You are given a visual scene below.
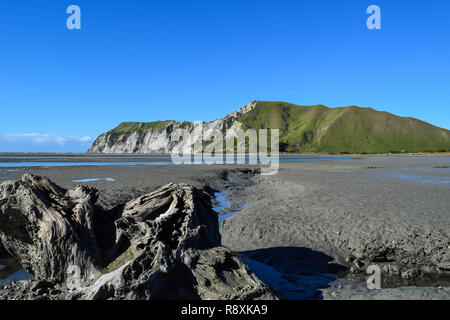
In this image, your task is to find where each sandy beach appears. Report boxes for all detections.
[0,155,449,299]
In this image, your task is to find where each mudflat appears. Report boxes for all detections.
[222,156,450,298]
[0,155,449,299]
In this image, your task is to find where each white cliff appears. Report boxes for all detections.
[88,102,257,154]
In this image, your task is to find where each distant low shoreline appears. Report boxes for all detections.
[0,152,449,157]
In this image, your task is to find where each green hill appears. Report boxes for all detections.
[90,101,450,154]
[237,101,450,153]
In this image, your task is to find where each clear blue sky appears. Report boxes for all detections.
[0,0,449,152]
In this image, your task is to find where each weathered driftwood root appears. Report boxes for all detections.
[0,174,277,300]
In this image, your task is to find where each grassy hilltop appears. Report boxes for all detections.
[107,121,172,134]
[237,101,450,153]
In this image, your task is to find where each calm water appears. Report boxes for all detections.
[0,161,174,168]
[0,155,344,159]
[377,168,450,185]
[0,155,351,168]
[213,191,249,228]
[238,256,338,300]
[0,264,34,286]
[393,173,450,184]
[0,155,171,159]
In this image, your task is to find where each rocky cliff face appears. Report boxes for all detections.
[88,102,257,154]
[0,174,277,300]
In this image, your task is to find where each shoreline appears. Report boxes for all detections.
[1,156,449,299]
[0,151,449,157]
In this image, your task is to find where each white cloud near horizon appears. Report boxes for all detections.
[0,133,94,152]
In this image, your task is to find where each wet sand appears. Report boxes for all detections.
[221,156,450,299]
[1,155,449,299]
